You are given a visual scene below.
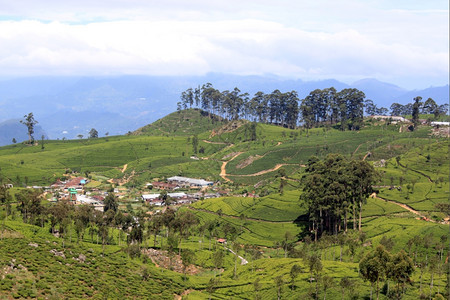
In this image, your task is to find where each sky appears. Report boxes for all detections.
[0,0,448,89]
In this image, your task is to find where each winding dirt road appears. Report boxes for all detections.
[220,152,243,181]
[231,163,304,177]
[372,193,436,223]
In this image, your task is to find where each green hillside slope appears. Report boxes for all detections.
[0,111,449,299]
[132,108,227,136]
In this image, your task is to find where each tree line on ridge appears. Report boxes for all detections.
[178,84,449,131]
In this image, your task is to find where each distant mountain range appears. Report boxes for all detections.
[0,119,47,146]
[0,74,448,146]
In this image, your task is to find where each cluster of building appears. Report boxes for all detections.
[370,115,450,127]
[141,191,221,206]
[369,115,408,123]
[142,176,220,206]
[148,176,214,191]
[49,177,105,210]
[166,176,214,188]
[51,176,88,193]
[46,175,218,208]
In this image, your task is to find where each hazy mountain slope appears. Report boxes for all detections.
[0,119,47,146]
[351,78,407,107]
[0,75,448,139]
[394,84,450,105]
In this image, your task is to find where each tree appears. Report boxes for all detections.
[74,205,93,243]
[166,233,179,267]
[282,231,294,258]
[149,213,163,247]
[347,159,378,231]
[0,185,12,238]
[359,245,391,300]
[412,96,422,129]
[300,154,378,238]
[274,275,284,300]
[180,248,194,281]
[249,122,257,141]
[12,138,16,144]
[172,210,198,253]
[421,98,438,116]
[77,134,83,139]
[89,128,98,139]
[365,99,377,116]
[340,277,354,300]
[49,200,70,236]
[437,104,449,117]
[212,249,224,275]
[16,189,44,225]
[337,232,347,262]
[322,275,334,300]
[305,253,322,297]
[232,241,241,279]
[128,220,143,245]
[390,103,404,116]
[253,278,262,300]
[20,112,38,143]
[290,264,302,290]
[103,192,118,213]
[344,88,365,130]
[387,250,414,298]
[206,277,220,300]
[192,135,198,154]
[379,235,395,251]
[428,255,440,298]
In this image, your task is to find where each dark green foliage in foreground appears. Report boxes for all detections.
[0,222,185,299]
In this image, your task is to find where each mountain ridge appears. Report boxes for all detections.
[0,74,447,142]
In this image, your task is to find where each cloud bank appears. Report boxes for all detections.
[0,0,448,89]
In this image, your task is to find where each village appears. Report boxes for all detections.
[25,174,239,213]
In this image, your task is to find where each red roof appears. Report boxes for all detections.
[64,177,85,187]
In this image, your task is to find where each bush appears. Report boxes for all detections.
[126,244,141,259]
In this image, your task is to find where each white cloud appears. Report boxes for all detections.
[0,0,448,88]
[0,19,447,83]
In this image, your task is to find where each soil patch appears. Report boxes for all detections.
[142,248,202,275]
[236,155,262,169]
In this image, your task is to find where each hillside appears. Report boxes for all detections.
[132,109,227,136]
[0,110,449,299]
[0,119,47,147]
[0,111,444,189]
[1,75,448,139]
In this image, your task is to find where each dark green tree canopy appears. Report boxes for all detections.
[89,128,99,138]
[300,154,378,239]
[103,192,118,213]
[20,112,38,143]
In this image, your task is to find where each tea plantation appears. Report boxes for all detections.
[0,109,448,299]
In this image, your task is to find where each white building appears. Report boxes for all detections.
[370,115,408,123]
[431,121,450,126]
[76,195,104,211]
[167,176,213,187]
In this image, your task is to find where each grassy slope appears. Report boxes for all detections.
[0,112,439,188]
[132,108,227,136]
[0,112,448,299]
[0,221,187,299]
[0,135,226,185]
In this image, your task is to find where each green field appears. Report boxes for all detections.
[0,110,448,299]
